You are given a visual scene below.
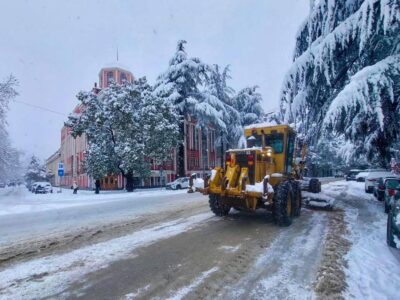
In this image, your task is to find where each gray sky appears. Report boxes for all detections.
[0,0,309,161]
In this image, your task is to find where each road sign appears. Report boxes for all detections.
[58,162,64,177]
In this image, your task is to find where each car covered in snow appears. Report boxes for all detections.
[387,191,400,249]
[34,182,53,194]
[355,171,369,182]
[30,182,40,192]
[0,181,6,188]
[165,177,190,190]
[383,178,400,213]
[366,170,393,193]
[345,169,362,181]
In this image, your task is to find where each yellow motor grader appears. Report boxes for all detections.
[191,124,321,226]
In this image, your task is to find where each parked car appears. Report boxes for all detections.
[166,177,190,190]
[375,177,397,201]
[356,171,369,182]
[387,191,400,248]
[346,169,362,181]
[384,179,400,213]
[365,171,393,193]
[34,182,53,194]
[30,182,40,192]
[0,182,6,188]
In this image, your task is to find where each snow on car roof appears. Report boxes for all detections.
[356,171,369,177]
[366,171,395,178]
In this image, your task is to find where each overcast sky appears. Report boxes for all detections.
[0,0,309,161]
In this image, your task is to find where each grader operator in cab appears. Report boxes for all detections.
[191,124,321,226]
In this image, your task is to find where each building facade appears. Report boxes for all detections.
[51,64,220,190]
[45,149,61,186]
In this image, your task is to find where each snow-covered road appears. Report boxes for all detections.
[0,187,199,246]
[0,181,399,299]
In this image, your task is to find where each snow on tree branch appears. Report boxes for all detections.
[324,54,400,130]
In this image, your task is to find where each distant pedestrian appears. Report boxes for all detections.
[95,179,100,194]
[73,181,78,194]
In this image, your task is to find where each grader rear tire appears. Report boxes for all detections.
[209,194,231,216]
[273,181,294,226]
[309,178,320,193]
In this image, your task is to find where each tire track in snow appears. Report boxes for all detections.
[225,212,328,300]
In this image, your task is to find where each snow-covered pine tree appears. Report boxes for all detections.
[24,155,47,184]
[205,64,242,157]
[154,41,266,171]
[68,78,179,192]
[280,0,400,166]
[153,40,207,176]
[233,86,264,127]
[153,40,209,115]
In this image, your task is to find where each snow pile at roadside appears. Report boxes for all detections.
[303,183,336,208]
[0,213,213,300]
[303,191,335,208]
[342,182,400,299]
[193,178,204,189]
[322,180,348,197]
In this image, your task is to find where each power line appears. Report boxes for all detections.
[12,99,68,117]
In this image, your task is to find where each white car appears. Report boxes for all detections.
[355,171,369,182]
[365,171,393,193]
[166,177,190,190]
[30,182,40,192]
[34,182,53,194]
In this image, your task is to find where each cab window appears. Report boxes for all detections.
[247,135,263,147]
[265,133,284,153]
[285,134,295,173]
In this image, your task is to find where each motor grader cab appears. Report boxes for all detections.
[192,124,321,226]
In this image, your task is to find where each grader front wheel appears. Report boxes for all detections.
[273,181,294,226]
[209,194,231,216]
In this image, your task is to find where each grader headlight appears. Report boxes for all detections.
[266,149,273,157]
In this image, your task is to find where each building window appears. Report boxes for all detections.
[107,71,114,85]
[194,127,199,150]
[120,72,127,83]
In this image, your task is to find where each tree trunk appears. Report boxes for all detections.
[176,119,186,177]
[220,132,225,168]
[125,172,134,192]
